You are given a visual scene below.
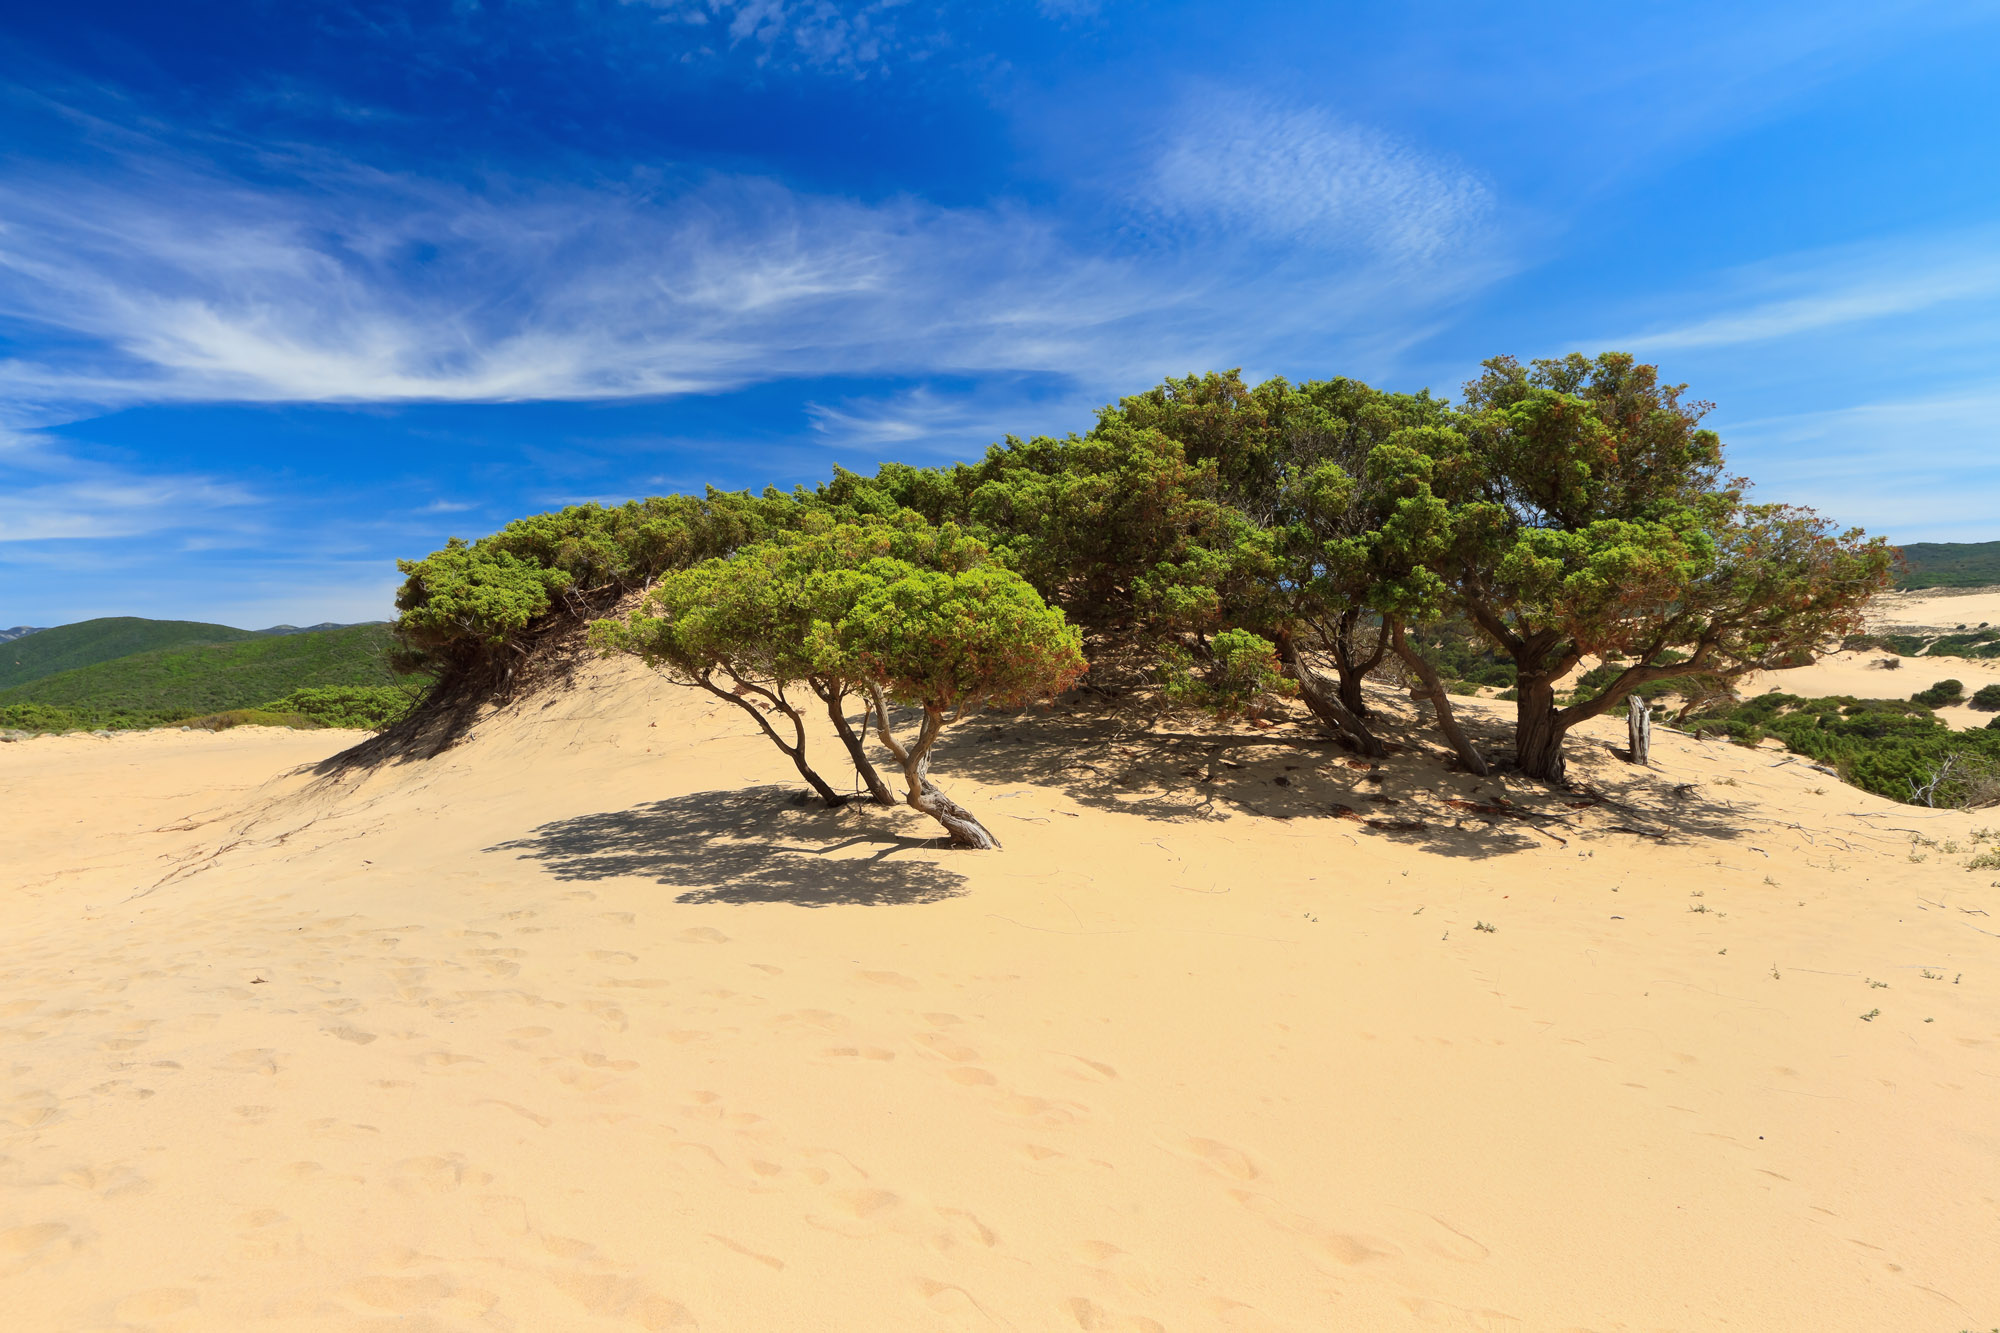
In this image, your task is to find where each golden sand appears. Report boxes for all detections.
[2,659,1996,1330]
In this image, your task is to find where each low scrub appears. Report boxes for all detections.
[1686,691,2000,807]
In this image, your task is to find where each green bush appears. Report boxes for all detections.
[1970,683,2000,711]
[1912,679,1966,707]
[183,709,321,731]
[261,686,419,729]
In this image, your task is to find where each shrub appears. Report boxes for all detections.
[1970,683,2000,711]
[1912,679,1965,708]
[393,539,572,669]
[1160,629,1295,720]
[262,686,419,729]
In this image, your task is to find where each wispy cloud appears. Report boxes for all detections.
[0,126,1507,419]
[625,0,937,72]
[1610,230,2000,352]
[1147,93,1491,259]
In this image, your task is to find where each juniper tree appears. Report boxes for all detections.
[1449,353,1891,780]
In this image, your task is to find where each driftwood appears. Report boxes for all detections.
[1627,694,1652,766]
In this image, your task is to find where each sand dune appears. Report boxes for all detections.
[3,660,1998,1331]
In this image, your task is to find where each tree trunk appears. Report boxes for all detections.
[1328,611,1387,718]
[814,678,896,805]
[1626,693,1652,765]
[699,674,848,808]
[867,686,1002,849]
[1389,621,1488,775]
[1276,631,1385,758]
[1513,678,1568,782]
[911,780,1002,850]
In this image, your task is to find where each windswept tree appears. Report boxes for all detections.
[591,514,988,808]
[1448,353,1891,779]
[816,559,1085,848]
[591,551,857,807]
[394,538,573,678]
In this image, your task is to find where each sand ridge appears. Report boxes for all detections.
[2,660,1997,1330]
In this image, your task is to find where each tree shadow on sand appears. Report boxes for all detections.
[485,785,967,907]
[933,696,1758,860]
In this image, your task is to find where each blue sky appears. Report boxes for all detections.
[3,1,1998,627]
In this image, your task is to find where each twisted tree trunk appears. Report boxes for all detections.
[698,671,847,807]
[867,684,1001,849]
[812,677,896,805]
[1389,620,1488,776]
[1512,676,1567,782]
[1627,692,1652,766]
[1275,630,1385,757]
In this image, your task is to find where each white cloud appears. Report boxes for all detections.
[0,141,1506,420]
[1148,94,1491,259]
[624,0,922,71]
[1610,231,2000,353]
[1720,386,2000,541]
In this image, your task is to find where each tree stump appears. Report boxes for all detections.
[1627,693,1652,766]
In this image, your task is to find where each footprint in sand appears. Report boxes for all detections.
[348,1273,456,1312]
[112,1288,198,1321]
[858,970,918,989]
[1073,1239,1157,1295]
[323,1024,378,1044]
[1182,1137,1260,1181]
[913,1031,980,1062]
[677,927,730,944]
[1,1221,81,1273]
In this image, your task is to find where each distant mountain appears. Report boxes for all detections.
[1896,541,2000,590]
[0,623,404,717]
[0,616,388,692]
[0,626,45,644]
[254,622,372,636]
[0,617,262,692]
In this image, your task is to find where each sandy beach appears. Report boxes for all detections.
[3,660,1997,1331]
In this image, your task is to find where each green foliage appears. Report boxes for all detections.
[262,685,419,729]
[828,561,1086,712]
[1913,679,1966,708]
[0,617,263,692]
[1159,629,1296,719]
[1895,540,2000,589]
[0,625,406,718]
[393,539,573,667]
[1686,690,2000,804]
[395,491,811,671]
[1973,684,2000,711]
[182,708,322,732]
[0,702,196,733]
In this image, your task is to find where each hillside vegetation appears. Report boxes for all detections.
[1896,540,2000,589]
[0,624,410,728]
[0,617,262,691]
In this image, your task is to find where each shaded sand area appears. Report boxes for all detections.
[4,664,1998,1331]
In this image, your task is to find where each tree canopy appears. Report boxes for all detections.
[396,350,1894,810]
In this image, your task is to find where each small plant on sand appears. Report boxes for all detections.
[1859,1008,1880,1021]
[1866,978,1888,989]
[1473,920,1496,933]
[1921,968,1943,980]
[1688,902,1709,913]
[1967,849,2000,871]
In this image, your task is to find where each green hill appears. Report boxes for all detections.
[0,623,404,720]
[0,617,262,691]
[1897,541,2000,589]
